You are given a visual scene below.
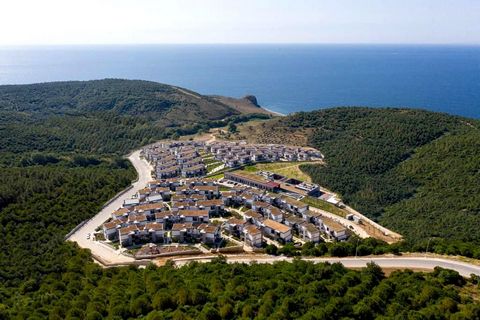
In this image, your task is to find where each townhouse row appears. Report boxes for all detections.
[102,175,349,249]
[103,179,222,247]
[143,141,206,179]
[206,140,323,167]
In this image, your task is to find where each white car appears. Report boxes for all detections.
[87,233,91,239]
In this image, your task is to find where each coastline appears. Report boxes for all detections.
[262,106,286,117]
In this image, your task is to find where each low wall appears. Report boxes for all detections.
[64,220,88,240]
[252,248,266,254]
[211,246,244,254]
[135,249,202,260]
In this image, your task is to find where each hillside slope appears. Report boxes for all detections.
[0,79,236,119]
[250,107,480,246]
[0,79,271,155]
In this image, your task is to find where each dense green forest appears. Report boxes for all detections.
[263,107,480,247]
[0,157,135,288]
[2,255,479,319]
[0,79,269,155]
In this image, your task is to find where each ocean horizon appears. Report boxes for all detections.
[0,44,479,118]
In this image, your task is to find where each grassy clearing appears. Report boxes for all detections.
[242,161,318,182]
[207,164,224,174]
[301,196,348,218]
[206,172,225,180]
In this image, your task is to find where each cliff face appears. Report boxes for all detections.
[242,95,260,107]
[209,94,276,115]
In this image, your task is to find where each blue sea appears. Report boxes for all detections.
[0,44,479,118]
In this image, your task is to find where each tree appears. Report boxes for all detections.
[228,122,237,133]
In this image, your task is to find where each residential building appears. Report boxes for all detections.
[243,225,263,247]
[262,219,292,242]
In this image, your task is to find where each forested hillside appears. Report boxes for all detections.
[0,79,270,155]
[254,108,480,247]
[0,157,135,288]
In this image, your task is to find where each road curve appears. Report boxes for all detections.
[171,255,480,277]
[65,149,480,278]
[67,150,153,265]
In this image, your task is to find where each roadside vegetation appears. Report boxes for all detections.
[2,255,479,319]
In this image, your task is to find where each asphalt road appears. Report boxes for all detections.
[65,148,480,278]
[67,150,153,264]
[172,255,480,277]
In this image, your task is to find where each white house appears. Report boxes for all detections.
[243,225,263,247]
[262,219,292,242]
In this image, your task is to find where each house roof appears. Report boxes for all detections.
[119,224,139,235]
[221,191,236,197]
[172,200,196,208]
[304,210,322,218]
[103,219,123,230]
[138,187,152,195]
[178,210,208,217]
[155,211,172,219]
[281,196,308,208]
[194,185,219,192]
[127,213,147,223]
[197,199,223,207]
[227,217,247,226]
[244,225,262,235]
[263,219,291,233]
[145,222,164,231]
[284,214,304,224]
[198,224,218,233]
[322,217,346,233]
[171,222,194,231]
[253,201,270,208]
[267,205,283,216]
[135,203,165,212]
[301,222,320,233]
[112,207,130,217]
[244,210,263,220]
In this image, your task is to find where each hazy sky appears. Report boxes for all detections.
[0,0,479,45]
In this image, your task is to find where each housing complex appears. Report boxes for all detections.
[142,140,323,180]
[100,140,347,251]
[102,177,348,249]
[206,140,323,167]
[143,141,206,179]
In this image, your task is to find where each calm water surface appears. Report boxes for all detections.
[0,44,479,118]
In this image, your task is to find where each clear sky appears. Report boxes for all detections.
[0,0,479,45]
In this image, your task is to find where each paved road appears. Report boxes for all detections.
[172,255,480,277]
[67,150,153,265]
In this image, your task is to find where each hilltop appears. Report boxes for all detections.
[0,79,272,155]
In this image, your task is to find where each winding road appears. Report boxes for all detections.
[66,147,480,278]
[67,149,153,265]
